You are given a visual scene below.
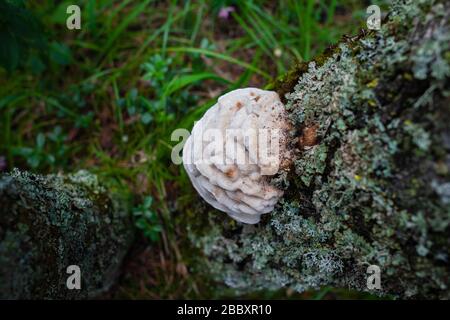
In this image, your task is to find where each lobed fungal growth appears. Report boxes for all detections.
[183,88,291,224]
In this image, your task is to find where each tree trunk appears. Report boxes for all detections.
[0,169,133,299]
[186,0,450,299]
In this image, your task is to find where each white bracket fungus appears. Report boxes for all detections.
[183,88,291,224]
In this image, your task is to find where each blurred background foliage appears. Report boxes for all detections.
[0,0,387,299]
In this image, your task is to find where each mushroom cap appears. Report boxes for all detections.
[183,88,290,224]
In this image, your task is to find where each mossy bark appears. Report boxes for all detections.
[186,0,450,299]
[0,169,133,299]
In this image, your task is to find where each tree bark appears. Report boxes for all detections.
[186,0,450,299]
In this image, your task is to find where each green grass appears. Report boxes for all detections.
[0,0,373,299]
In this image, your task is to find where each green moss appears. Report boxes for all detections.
[266,44,342,102]
[0,169,133,299]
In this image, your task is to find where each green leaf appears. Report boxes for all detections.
[28,154,41,168]
[29,55,46,74]
[166,47,271,79]
[143,196,153,208]
[36,133,45,149]
[164,72,229,97]
[135,219,147,229]
[12,147,32,157]
[47,154,56,164]
[141,112,153,124]
[50,1,74,24]
[100,0,152,58]
[49,42,72,66]
[0,95,22,109]
[0,31,20,72]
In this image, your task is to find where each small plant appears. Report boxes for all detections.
[142,54,200,115]
[61,83,95,128]
[133,196,162,242]
[117,54,199,125]
[142,54,173,88]
[13,126,69,170]
[117,88,155,125]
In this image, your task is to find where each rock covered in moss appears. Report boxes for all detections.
[0,169,133,299]
[188,0,450,299]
